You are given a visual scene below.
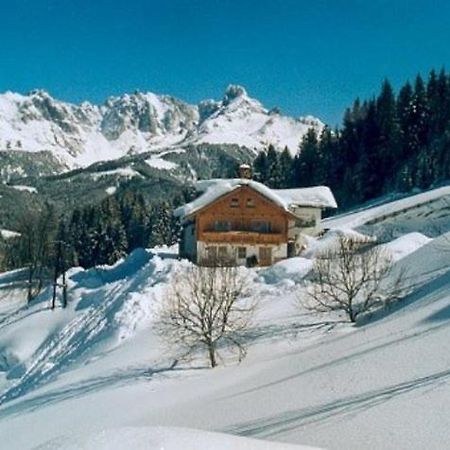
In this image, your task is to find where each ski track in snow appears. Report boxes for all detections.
[0,188,450,449]
[0,250,175,405]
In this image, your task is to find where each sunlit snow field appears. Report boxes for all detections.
[0,187,450,449]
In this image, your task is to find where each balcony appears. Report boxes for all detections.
[201,230,285,245]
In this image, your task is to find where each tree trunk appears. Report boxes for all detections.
[208,344,217,368]
[27,265,33,303]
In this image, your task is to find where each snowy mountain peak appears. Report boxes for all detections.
[0,86,324,170]
[100,91,198,140]
[223,84,248,103]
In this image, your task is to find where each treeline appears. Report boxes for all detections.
[2,188,187,299]
[254,68,450,208]
[62,189,180,268]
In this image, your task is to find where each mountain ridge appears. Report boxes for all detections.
[0,85,323,172]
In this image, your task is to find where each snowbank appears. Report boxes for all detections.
[260,257,313,284]
[303,228,375,258]
[380,232,432,262]
[48,426,318,450]
[324,185,450,230]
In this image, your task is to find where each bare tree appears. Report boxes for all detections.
[158,263,254,368]
[7,205,57,302]
[301,237,403,322]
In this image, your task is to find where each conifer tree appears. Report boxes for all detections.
[253,151,268,182]
[294,128,320,187]
[266,144,282,188]
[279,146,294,188]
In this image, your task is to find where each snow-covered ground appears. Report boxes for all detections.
[49,426,318,450]
[0,188,450,449]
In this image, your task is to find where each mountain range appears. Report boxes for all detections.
[0,85,323,173]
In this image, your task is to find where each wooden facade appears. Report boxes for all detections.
[177,176,337,267]
[197,186,290,236]
[190,186,294,266]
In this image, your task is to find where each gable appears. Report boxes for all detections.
[192,185,295,220]
[174,179,337,220]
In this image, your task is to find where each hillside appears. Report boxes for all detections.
[0,186,449,449]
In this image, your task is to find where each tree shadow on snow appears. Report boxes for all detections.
[0,360,204,418]
[357,268,450,328]
[225,368,450,439]
[223,314,450,402]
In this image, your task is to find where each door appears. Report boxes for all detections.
[259,247,272,266]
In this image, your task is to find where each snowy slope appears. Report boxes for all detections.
[323,185,450,237]
[50,426,317,450]
[195,85,323,154]
[0,192,450,449]
[0,85,323,171]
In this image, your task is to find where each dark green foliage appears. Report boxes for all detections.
[61,187,186,269]
[279,146,293,188]
[293,128,321,187]
[253,68,450,210]
[253,151,268,182]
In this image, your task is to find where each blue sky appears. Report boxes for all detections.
[1,0,450,125]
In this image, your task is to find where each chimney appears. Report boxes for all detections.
[239,163,252,179]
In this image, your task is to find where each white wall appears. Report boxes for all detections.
[197,241,287,266]
[287,207,323,256]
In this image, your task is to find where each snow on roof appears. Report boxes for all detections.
[174,178,337,219]
[273,186,337,209]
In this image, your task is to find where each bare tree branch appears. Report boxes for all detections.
[157,262,255,368]
[299,237,406,322]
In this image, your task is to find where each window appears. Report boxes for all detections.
[237,247,247,259]
[295,216,316,228]
[230,198,239,208]
[246,198,255,208]
[251,220,271,233]
[206,246,217,260]
[215,221,231,232]
[218,246,228,259]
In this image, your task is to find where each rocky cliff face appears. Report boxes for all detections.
[0,85,323,171]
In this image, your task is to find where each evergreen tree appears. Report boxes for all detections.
[253,151,268,182]
[294,128,320,187]
[278,146,294,188]
[266,144,282,188]
[150,201,174,247]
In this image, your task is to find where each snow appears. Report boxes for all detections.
[145,157,178,171]
[0,87,322,170]
[175,179,337,219]
[0,229,20,239]
[301,228,376,259]
[273,186,337,209]
[324,185,450,231]
[380,232,432,262]
[90,167,142,180]
[105,186,117,195]
[195,86,324,155]
[259,257,313,284]
[1,190,450,449]
[49,426,316,450]
[8,185,37,194]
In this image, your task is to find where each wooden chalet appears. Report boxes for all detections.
[174,165,337,266]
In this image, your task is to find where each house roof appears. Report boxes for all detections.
[174,178,337,219]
